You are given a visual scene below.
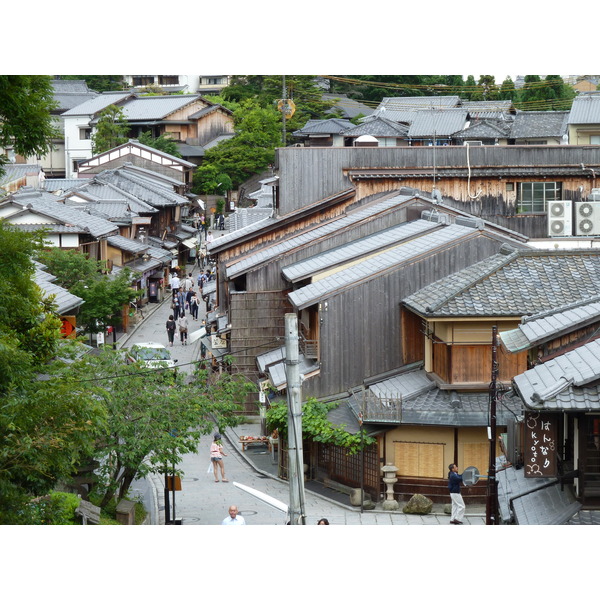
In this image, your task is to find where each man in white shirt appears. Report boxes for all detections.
[170,272,180,292]
[221,505,246,525]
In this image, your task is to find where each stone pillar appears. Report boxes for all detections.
[381,462,400,511]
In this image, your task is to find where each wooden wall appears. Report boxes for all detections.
[301,233,513,399]
[276,146,600,239]
[229,290,290,378]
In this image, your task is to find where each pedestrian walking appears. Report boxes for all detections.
[206,230,214,244]
[448,463,465,524]
[171,294,181,320]
[170,271,180,293]
[178,313,189,345]
[210,433,228,482]
[221,505,245,525]
[189,292,199,320]
[166,315,176,346]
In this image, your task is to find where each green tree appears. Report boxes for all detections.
[498,77,517,101]
[266,396,375,454]
[0,223,105,522]
[137,131,182,157]
[91,104,130,154]
[194,99,280,188]
[36,248,139,335]
[71,350,254,508]
[0,75,59,178]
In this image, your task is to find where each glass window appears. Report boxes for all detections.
[517,182,562,213]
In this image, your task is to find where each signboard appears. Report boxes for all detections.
[524,412,558,478]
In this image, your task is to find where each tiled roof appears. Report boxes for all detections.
[94,169,188,208]
[403,248,600,318]
[5,188,118,238]
[452,118,512,139]
[510,110,569,139]
[322,93,374,119]
[343,116,409,138]
[348,368,521,426]
[107,235,148,253]
[500,296,600,353]
[513,338,600,411]
[255,345,319,389]
[34,269,84,314]
[292,118,355,136]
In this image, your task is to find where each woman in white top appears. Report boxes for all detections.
[210,433,228,482]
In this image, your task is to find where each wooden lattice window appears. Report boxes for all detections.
[395,441,445,478]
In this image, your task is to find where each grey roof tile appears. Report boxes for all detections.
[407,109,468,137]
[404,248,600,318]
[513,338,600,410]
[568,93,600,124]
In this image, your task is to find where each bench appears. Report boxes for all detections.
[239,436,270,452]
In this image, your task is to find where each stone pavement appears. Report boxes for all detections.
[118,240,487,526]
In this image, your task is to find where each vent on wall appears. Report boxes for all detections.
[575,201,600,236]
[547,200,573,237]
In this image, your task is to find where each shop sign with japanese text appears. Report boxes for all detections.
[524,412,557,478]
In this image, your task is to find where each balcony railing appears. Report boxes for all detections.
[356,389,402,423]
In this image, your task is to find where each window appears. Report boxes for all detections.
[517,182,562,213]
[158,76,179,86]
[591,135,600,145]
[79,127,91,140]
[132,76,155,87]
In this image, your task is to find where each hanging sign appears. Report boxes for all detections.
[524,412,558,478]
[277,98,296,119]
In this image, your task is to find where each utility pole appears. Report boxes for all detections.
[282,75,287,146]
[487,326,499,525]
[284,313,306,524]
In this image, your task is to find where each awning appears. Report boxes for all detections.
[182,238,198,249]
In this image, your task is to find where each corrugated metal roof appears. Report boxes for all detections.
[118,95,201,120]
[225,192,416,279]
[287,223,478,310]
[62,92,132,116]
[407,109,468,137]
[404,248,600,318]
[281,219,440,283]
[568,93,600,124]
[513,338,600,411]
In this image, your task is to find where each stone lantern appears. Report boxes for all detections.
[381,462,399,511]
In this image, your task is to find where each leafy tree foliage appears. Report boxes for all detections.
[91,104,130,154]
[0,224,104,523]
[192,99,281,189]
[36,247,139,335]
[266,396,375,454]
[137,131,182,157]
[69,350,255,508]
[0,75,58,177]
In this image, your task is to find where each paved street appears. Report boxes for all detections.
[119,249,486,526]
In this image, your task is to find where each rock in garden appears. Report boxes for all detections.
[402,493,433,515]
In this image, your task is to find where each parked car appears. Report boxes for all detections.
[126,342,178,370]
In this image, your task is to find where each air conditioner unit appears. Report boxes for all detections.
[547,200,573,237]
[589,188,600,201]
[575,201,600,235]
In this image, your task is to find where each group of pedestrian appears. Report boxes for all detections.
[166,270,202,346]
